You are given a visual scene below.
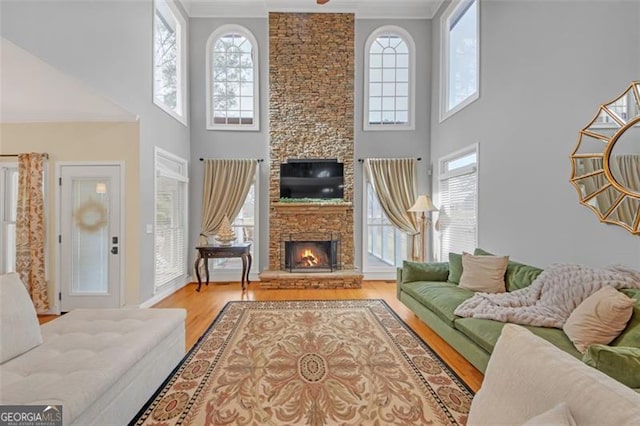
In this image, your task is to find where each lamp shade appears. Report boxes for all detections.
[408,195,439,213]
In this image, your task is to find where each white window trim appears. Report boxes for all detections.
[435,143,479,261]
[153,0,188,126]
[153,147,189,293]
[439,0,480,123]
[364,25,416,132]
[0,163,18,275]
[206,24,260,131]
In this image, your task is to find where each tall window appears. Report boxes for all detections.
[211,178,257,270]
[206,25,259,130]
[363,179,409,272]
[153,0,187,124]
[364,26,415,131]
[437,145,478,260]
[154,148,189,290]
[440,0,479,121]
[0,165,18,274]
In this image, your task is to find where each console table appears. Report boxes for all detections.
[194,243,252,292]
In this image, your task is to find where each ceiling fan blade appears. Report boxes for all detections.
[317,0,330,4]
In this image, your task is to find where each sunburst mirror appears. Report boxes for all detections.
[570,81,640,234]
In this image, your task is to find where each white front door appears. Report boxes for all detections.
[59,165,122,311]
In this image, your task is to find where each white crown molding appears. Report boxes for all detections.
[184,0,445,19]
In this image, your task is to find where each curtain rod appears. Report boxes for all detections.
[0,153,49,159]
[199,158,264,162]
[357,157,421,163]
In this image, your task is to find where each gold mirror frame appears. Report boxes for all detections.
[570,81,640,235]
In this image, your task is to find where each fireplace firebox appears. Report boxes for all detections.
[282,233,340,272]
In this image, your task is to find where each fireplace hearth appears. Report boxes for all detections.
[282,234,340,273]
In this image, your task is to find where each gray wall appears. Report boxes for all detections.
[430,0,640,268]
[188,18,270,272]
[354,19,431,270]
[188,17,432,273]
[1,0,191,303]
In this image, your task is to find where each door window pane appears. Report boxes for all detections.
[71,179,110,294]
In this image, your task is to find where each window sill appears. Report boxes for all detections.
[207,123,260,132]
[154,100,187,126]
[363,123,415,132]
[439,92,479,124]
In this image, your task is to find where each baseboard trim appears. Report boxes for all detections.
[140,278,190,308]
[363,271,397,281]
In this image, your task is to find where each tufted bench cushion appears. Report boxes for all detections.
[0,308,186,425]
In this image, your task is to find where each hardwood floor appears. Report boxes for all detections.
[152,280,484,392]
[39,280,483,392]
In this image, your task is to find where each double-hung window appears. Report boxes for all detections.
[364,26,415,131]
[153,0,187,124]
[437,145,478,260]
[206,25,259,130]
[440,0,479,121]
[154,148,189,290]
[0,165,18,274]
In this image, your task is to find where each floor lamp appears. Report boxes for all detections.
[408,195,439,263]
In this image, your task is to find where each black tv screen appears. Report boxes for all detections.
[280,160,344,200]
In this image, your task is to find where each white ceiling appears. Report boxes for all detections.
[180,0,445,19]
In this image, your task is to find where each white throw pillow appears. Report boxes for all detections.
[523,402,577,426]
[458,252,509,293]
[563,286,635,353]
[0,273,43,363]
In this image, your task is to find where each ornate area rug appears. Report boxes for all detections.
[131,300,473,425]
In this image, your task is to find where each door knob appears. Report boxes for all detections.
[111,247,118,255]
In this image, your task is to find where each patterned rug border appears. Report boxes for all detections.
[129,299,474,425]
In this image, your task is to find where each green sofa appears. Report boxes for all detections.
[396,251,640,388]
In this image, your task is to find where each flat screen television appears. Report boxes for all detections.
[280,159,344,200]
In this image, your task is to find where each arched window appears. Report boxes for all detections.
[206,25,259,130]
[364,26,415,131]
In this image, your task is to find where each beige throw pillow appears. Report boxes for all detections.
[458,252,509,293]
[563,286,635,353]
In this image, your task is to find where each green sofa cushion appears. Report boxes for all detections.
[505,261,543,292]
[453,318,503,353]
[401,261,449,283]
[583,344,640,388]
[448,252,463,284]
[473,248,494,256]
[611,289,640,348]
[454,318,582,359]
[400,281,474,326]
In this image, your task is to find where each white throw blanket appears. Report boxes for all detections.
[453,264,640,328]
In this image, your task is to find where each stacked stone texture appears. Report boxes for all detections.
[265,13,360,288]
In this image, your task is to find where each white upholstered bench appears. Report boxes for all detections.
[0,273,186,425]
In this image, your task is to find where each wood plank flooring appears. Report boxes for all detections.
[152,280,484,392]
[39,280,484,392]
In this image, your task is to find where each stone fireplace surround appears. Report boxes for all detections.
[259,202,363,289]
[259,12,363,289]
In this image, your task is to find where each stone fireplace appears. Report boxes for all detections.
[259,12,363,289]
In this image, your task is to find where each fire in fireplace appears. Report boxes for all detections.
[284,239,339,272]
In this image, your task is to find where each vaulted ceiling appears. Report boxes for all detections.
[180,0,445,19]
